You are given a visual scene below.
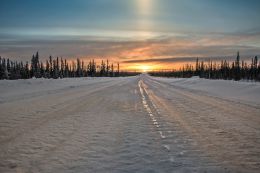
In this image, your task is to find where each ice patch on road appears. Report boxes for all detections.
[159,131,166,139]
[139,80,160,134]
[139,80,168,142]
[163,145,170,151]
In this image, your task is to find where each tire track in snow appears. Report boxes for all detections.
[0,78,130,146]
[142,75,260,172]
[147,76,260,130]
[138,80,171,154]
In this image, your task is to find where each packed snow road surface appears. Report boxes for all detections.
[0,75,260,173]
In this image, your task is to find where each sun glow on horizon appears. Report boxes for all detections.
[121,61,198,72]
[124,63,164,72]
[140,65,151,72]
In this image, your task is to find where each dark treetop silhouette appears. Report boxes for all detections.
[0,52,139,80]
[149,52,260,81]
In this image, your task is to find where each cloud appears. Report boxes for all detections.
[0,31,259,68]
[122,56,255,64]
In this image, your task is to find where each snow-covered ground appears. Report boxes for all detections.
[152,76,260,106]
[0,75,259,172]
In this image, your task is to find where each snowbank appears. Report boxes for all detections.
[152,76,260,106]
[0,77,125,103]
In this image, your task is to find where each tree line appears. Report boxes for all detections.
[149,52,260,81]
[0,52,139,80]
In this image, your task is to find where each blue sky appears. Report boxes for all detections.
[1,0,260,33]
[0,0,260,69]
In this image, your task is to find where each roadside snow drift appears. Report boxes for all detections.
[152,76,260,106]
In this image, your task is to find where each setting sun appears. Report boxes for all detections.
[124,64,158,72]
[140,65,150,72]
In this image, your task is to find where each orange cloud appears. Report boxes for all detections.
[1,32,260,71]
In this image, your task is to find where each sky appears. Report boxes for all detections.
[0,0,260,70]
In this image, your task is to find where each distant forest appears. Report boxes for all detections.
[1,52,260,81]
[149,52,260,81]
[0,52,139,80]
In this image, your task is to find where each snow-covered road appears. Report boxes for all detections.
[0,75,260,172]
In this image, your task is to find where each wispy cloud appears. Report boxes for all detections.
[0,31,259,69]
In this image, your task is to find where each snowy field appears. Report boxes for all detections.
[0,75,260,173]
